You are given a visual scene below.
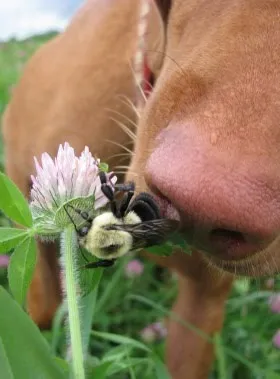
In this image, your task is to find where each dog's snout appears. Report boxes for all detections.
[145,125,280,261]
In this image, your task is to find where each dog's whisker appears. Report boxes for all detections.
[109,117,137,141]
[113,169,139,177]
[117,95,141,119]
[108,152,134,160]
[105,108,138,128]
[114,165,131,170]
[109,152,134,158]
[105,139,134,154]
[113,171,128,175]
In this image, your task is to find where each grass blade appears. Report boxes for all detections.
[91,330,151,353]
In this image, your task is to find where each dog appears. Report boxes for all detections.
[2,1,280,378]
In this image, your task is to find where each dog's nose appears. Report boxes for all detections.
[145,125,280,261]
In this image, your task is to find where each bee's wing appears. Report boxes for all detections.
[105,219,179,249]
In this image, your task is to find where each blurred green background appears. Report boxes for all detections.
[0,34,279,379]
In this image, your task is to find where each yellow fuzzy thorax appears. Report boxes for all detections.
[80,211,141,259]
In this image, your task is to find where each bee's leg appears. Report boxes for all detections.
[83,259,116,269]
[99,171,114,199]
[99,172,135,217]
[118,191,134,218]
[100,181,114,200]
[114,182,135,218]
[114,181,135,193]
[99,172,118,215]
[100,171,135,197]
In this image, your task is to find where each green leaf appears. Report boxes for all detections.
[107,357,149,376]
[146,243,174,257]
[54,195,95,229]
[233,278,250,295]
[103,349,148,377]
[103,345,132,362]
[168,231,191,253]
[80,269,103,353]
[79,250,103,296]
[152,354,171,379]
[0,337,14,379]
[266,373,280,379]
[89,361,112,379]
[0,172,33,227]
[51,302,67,355]
[146,232,191,257]
[0,286,65,379]
[98,162,109,173]
[91,330,151,353]
[0,228,29,253]
[8,237,37,305]
[95,260,125,315]
[53,358,70,377]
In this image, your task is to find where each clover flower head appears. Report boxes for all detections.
[152,321,167,338]
[0,255,9,268]
[30,142,116,235]
[273,330,280,349]
[269,294,280,314]
[140,321,167,343]
[140,326,157,343]
[125,259,144,278]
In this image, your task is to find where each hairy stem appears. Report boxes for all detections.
[61,227,85,379]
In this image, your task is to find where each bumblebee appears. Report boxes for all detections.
[68,172,178,268]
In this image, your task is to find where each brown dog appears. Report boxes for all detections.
[2,1,280,378]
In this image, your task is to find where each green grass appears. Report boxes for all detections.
[0,34,279,379]
[0,32,56,171]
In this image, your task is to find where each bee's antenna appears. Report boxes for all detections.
[66,203,92,222]
[63,203,80,234]
[99,171,118,216]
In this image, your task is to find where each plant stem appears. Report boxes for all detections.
[214,333,227,379]
[61,226,85,379]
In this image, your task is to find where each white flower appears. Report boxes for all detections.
[30,142,116,234]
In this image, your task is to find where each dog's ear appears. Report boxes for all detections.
[146,0,172,78]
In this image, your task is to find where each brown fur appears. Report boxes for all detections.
[2,0,280,377]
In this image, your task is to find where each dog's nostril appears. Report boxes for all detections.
[207,228,262,260]
[210,228,246,246]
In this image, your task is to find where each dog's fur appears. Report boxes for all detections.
[2,1,280,378]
